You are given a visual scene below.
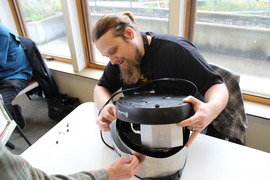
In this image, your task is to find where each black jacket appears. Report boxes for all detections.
[19,36,59,98]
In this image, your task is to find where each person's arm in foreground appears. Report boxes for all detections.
[178,83,229,147]
[0,144,140,180]
[94,85,117,131]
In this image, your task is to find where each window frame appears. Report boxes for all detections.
[9,0,72,64]
[77,0,105,70]
[8,0,26,36]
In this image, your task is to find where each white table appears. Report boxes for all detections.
[21,102,270,180]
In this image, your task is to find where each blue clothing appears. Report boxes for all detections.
[0,24,32,81]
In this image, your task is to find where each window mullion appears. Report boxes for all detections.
[0,0,26,36]
[9,0,29,37]
[169,0,182,36]
[61,0,86,72]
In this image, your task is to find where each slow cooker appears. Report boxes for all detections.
[100,78,197,180]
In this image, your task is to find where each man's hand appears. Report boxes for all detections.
[106,155,141,180]
[96,104,117,131]
[178,83,228,147]
[177,96,218,147]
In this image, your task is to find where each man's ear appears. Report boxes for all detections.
[124,27,135,40]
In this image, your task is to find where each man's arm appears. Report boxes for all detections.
[0,143,107,180]
[93,85,117,131]
[94,84,113,109]
[204,83,229,119]
[0,144,140,180]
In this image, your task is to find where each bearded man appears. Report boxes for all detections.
[92,12,229,146]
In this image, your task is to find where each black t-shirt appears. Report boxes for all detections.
[97,32,223,100]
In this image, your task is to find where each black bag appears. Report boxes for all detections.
[19,36,59,99]
[47,94,80,122]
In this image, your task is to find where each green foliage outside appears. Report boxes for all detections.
[198,0,269,12]
[21,0,61,22]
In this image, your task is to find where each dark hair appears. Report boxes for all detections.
[92,11,138,42]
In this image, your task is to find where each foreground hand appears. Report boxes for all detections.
[96,104,117,131]
[178,96,215,147]
[106,155,141,180]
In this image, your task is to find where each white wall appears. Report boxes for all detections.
[51,71,97,103]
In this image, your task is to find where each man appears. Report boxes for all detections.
[0,143,140,180]
[92,12,229,147]
[0,24,32,129]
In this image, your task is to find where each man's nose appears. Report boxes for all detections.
[110,55,119,65]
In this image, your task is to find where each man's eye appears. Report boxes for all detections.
[109,48,117,55]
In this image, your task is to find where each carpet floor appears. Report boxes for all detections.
[9,94,57,155]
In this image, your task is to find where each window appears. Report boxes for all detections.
[17,0,71,62]
[2,0,269,104]
[193,0,270,102]
[84,0,170,66]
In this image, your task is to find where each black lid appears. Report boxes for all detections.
[116,94,194,124]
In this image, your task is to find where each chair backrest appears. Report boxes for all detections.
[0,94,17,145]
[15,79,39,99]
[209,63,248,145]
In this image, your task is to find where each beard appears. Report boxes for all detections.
[119,47,142,85]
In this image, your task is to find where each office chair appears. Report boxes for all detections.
[15,79,39,100]
[11,79,39,131]
[0,94,31,149]
[208,63,248,145]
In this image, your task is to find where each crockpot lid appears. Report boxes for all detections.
[116,94,194,124]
